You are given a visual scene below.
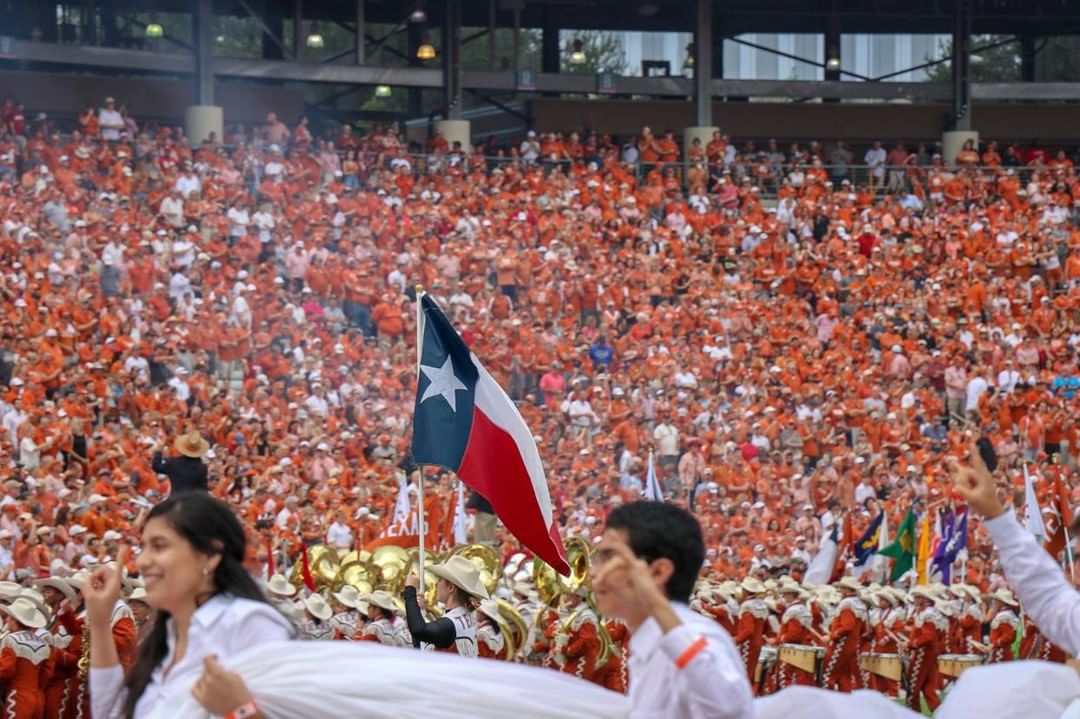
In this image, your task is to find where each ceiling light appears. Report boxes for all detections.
[145,22,164,38]
[416,41,437,61]
[374,85,392,98]
[306,23,325,48]
[825,57,841,71]
[410,8,427,23]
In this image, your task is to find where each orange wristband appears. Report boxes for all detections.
[674,636,708,669]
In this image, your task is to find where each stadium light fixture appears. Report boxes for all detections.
[683,43,694,72]
[145,22,164,38]
[410,7,427,23]
[569,38,587,65]
[306,23,325,48]
[825,56,841,72]
[416,38,437,61]
[374,84,393,98]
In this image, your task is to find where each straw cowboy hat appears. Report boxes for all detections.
[303,593,332,621]
[128,587,149,604]
[0,582,22,601]
[364,590,400,614]
[266,574,298,598]
[0,598,47,629]
[989,589,1019,607]
[427,556,490,600]
[910,586,937,602]
[174,430,209,458]
[332,584,362,609]
[33,577,76,604]
[740,577,766,595]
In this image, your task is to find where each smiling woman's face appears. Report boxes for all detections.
[135,516,216,614]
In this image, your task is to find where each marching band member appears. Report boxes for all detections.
[554,587,601,682]
[596,616,629,693]
[329,585,366,640]
[953,441,1080,655]
[403,556,489,657]
[476,600,507,660]
[299,594,335,640]
[821,577,866,693]
[954,584,984,655]
[732,577,768,691]
[871,589,904,697]
[901,587,945,712]
[34,576,79,718]
[593,501,752,719]
[0,597,51,719]
[773,584,817,689]
[985,589,1020,663]
[356,591,401,645]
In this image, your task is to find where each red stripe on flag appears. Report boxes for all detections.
[458,406,570,574]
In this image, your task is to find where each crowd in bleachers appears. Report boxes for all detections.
[0,94,1075,591]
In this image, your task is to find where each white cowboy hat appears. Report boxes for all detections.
[363,590,400,614]
[835,577,862,593]
[128,587,149,604]
[266,574,298,597]
[426,556,490,599]
[909,586,937,602]
[332,585,362,609]
[66,571,89,592]
[18,588,49,618]
[989,589,1018,607]
[0,582,23,601]
[477,598,502,624]
[740,577,766,595]
[0,598,47,629]
[33,577,76,604]
[303,593,332,621]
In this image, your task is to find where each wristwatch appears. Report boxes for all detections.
[225,700,259,719]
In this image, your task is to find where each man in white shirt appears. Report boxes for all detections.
[653,418,679,475]
[997,359,1021,395]
[954,442,1080,656]
[864,140,887,192]
[98,97,124,141]
[593,502,752,719]
[325,511,354,549]
[965,368,989,416]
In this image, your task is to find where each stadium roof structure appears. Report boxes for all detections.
[2,0,1079,129]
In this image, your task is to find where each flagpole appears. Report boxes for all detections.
[415,285,427,596]
[1065,522,1076,583]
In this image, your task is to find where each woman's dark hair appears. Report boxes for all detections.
[123,493,269,719]
[604,501,705,604]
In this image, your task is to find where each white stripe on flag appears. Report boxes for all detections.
[469,353,554,526]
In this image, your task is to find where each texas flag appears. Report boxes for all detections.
[410,293,570,575]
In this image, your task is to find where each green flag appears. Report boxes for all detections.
[878,510,917,582]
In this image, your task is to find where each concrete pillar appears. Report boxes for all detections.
[435,120,471,153]
[185,105,224,145]
[195,0,215,106]
[942,130,979,168]
[684,126,718,162]
[692,0,713,128]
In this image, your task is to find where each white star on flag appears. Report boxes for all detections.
[419,355,467,413]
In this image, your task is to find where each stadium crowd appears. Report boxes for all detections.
[0,94,1075,711]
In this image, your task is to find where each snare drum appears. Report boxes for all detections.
[754,646,778,683]
[779,644,825,674]
[938,653,984,678]
[859,652,903,682]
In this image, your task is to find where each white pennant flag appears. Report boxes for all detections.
[1023,464,1046,542]
[643,451,664,502]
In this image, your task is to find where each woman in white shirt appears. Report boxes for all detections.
[86,493,293,719]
